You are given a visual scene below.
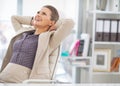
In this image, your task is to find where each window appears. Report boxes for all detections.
[0,0,17,60]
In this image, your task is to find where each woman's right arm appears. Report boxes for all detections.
[11,15,33,32]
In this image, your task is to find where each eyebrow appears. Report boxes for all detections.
[37,11,47,15]
[42,11,47,15]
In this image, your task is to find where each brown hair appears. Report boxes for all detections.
[43,5,59,23]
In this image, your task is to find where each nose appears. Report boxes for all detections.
[35,11,41,17]
[35,13,41,19]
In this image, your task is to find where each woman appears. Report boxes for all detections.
[0,5,74,83]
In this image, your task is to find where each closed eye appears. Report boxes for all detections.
[41,12,47,15]
[37,11,47,16]
[37,11,39,14]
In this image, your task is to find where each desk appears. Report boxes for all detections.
[67,57,92,83]
[0,83,119,86]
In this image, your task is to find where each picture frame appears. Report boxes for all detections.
[93,48,111,72]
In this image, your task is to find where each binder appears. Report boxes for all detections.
[103,19,110,41]
[69,40,80,56]
[80,33,90,57]
[117,20,120,42]
[110,20,118,42]
[95,19,104,41]
[77,40,84,56]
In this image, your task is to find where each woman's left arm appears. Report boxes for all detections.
[49,19,74,50]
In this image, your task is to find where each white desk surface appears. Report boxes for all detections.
[0,83,119,86]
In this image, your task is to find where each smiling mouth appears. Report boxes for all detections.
[35,17,42,22]
[36,19,41,22]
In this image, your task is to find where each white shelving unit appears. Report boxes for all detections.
[89,10,120,14]
[67,56,92,83]
[86,0,120,83]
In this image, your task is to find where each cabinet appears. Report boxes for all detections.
[86,0,120,83]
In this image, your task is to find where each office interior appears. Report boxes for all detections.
[1,0,120,84]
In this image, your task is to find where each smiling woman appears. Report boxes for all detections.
[0,5,74,83]
[32,5,59,35]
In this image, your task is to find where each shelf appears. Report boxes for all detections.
[67,56,91,60]
[94,42,120,45]
[88,10,120,15]
[66,57,91,68]
[93,72,120,75]
[71,64,91,68]
[86,0,120,83]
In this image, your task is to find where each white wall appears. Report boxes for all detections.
[23,0,79,31]
[0,0,17,60]
[23,0,78,18]
[0,0,17,20]
[23,0,64,16]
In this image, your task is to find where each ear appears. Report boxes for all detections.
[49,21,55,26]
[49,21,57,31]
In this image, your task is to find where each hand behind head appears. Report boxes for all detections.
[49,24,57,31]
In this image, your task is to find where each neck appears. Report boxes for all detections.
[34,27,49,35]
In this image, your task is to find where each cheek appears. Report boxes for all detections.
[44,18,51,24]
[33,21,38,25]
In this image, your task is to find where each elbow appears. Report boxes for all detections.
[62,19,75,30]
[65,19,75,28]
[56,19,75,29]
[11,15,17,22]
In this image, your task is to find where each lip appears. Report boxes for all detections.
[36,19,40,21]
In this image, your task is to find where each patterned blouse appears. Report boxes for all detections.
[10,31,39,69]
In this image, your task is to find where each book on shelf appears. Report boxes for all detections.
[69,39,84,56]
[95,19,104,41]
[77,40,84,56]
[110,57,120,72]
[103,19,110,41]
[95,19,120,42]
[69,33,90,57]
[69,39,80,56]
[117,20,120,42]
[110,20,117,42]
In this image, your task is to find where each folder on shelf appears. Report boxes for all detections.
[95,19,104,41]
[69,39,80,56]
[110,20,118,42]
[110,57,120,72]
[117,20,120,42]
[80,33,90,57]
[103,19,110,41]
[77,40,84,56]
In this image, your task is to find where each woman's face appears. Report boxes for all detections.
[33,7,53,28]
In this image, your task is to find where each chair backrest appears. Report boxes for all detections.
[49,45,61,80]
